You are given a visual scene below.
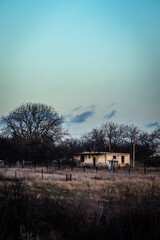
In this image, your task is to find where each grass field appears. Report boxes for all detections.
[0,166,160,240]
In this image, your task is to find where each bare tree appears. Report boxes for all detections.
[81,128,106,152]
[151,125,160,141]
[102,122,119,152]
[123,124,140,165]
[1,103,66,143]
[58,138,83,161]
[149,125,160,156]
[125,124,140,143]
[136,131,157,158]
[112,124,128,146]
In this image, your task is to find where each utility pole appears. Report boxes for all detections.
[132,136,135,167]
[109,136,111,152]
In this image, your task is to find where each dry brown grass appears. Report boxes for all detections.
[1,166,160,204]
[1,167,160,240]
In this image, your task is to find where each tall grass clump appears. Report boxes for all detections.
[0,181,160,240]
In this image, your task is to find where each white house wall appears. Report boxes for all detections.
[106,152,130,166]
[84,155,94,165]
[74,155,94,165]
[74,152,130,166]
[97,154,107,164]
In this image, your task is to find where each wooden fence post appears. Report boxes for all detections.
[66,174,72,181]
[42,169,43,180]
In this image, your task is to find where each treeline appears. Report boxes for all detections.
[81,122,160,163]
[0,103,160,166]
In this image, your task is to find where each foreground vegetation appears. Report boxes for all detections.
[0,170,160,240]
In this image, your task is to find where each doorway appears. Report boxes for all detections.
[93,157,96,166]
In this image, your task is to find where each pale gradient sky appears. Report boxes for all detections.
[0,0,160,137]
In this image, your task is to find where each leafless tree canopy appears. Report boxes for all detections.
[152,125,160,140]
[81,128,106,151]
[81,122,159,157]
[1,103,65,142]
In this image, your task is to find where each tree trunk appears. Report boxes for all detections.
[109,136,111,152]
[133,136,135,167]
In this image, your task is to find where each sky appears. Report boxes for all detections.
[0,0,160,138]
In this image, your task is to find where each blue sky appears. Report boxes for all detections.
[0,0,160,137]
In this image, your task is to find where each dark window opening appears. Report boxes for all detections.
[93,157,96,166]
[121,156,125,163]
[89,155,90,158]
[81,156,84,162]
[113,155,116,159]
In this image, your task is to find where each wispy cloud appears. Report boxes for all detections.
[104,110,116,119]
[71,110,95,123]
[145,122,159,128]
[107,102,115,108]
[64,105,96,125]
[72,106,82,112]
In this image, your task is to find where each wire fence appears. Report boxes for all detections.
[0,165,160,182]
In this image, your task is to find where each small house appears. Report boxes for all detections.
[74,152,130,167]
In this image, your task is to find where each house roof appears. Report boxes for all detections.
[75,151,104,155]
[75,151,130,155]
